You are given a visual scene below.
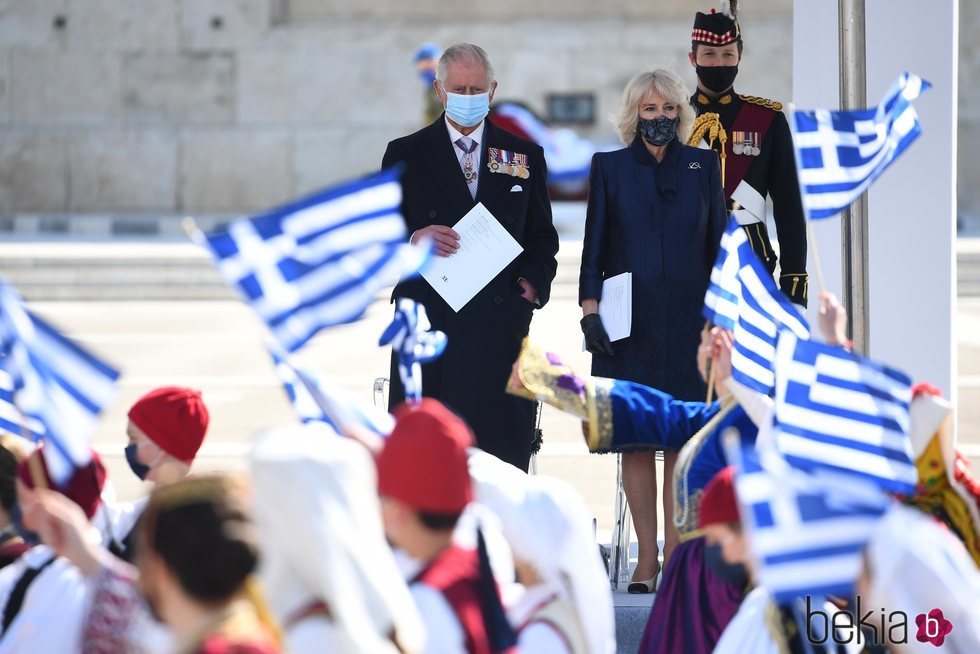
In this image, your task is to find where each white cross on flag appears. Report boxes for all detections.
[791,72,930,220]
[197,167,430,352]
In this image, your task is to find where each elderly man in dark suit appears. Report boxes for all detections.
[382,43,559,471]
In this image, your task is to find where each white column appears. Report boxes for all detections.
[793,0,958,402]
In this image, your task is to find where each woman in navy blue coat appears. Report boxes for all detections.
[578,69,727,593]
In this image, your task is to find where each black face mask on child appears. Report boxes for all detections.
[704,542,748,587]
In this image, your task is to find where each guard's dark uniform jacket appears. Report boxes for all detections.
[692,90,809,306]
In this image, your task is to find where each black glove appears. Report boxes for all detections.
[580,313,614,357]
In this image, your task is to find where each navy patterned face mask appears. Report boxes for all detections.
[637,115,679,146]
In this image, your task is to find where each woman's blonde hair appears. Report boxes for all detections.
[612,69,695,146]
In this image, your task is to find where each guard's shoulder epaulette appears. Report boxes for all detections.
[739,94,783,111]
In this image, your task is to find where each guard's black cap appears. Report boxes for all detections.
[692,4,742,47]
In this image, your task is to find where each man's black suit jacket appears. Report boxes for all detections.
[382,115,559,470]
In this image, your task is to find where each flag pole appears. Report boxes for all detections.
[806,222,827,296]
[27,448,48,491]
[839,0,869,354]
[705,361,716,405]
[11,397,48,491]
[181,215,201,242]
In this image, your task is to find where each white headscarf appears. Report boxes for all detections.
[250,423,425,654]
[471,452,616,654]
[866,504,980,653]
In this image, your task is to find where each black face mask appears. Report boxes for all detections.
[10,505,40,547]
[704,542,748,587]
[696,64,739,95]
[637,115,679,146]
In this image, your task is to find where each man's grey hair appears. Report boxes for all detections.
[436,43,496,87]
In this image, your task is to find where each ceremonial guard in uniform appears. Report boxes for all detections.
[689,2,809,306]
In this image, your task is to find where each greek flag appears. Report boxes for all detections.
[378,299,447,402]
[725,434,890,605]
[702,217,749,331]
[0,282,119,485]
[730,251,810,394]
[0,369,44,441]
[198,167,430,352]
[268,345,393,439]
[772,331,916,494]
[791,72,930,220]
[704,216,810,394]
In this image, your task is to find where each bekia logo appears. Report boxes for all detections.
[807,596,907,646]
[807,598,954,648]
[916,609,953,648]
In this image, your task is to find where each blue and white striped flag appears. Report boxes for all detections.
[703,217,749,331]
[0,282,119,485]
[268,345,393,439]
[772,331,916,494]
[0,369,44,441]
[378,299,447,403]
[198,167,430,352]
[725,433,890,604]
[730,252,810,394]
[791,72,930,220]
[703,216,810,394]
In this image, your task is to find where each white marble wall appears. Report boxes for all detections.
[0,0,972,216]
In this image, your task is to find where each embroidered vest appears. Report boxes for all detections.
[415,545,492,654]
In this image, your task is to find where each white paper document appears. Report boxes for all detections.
[421,202,524,312]
[589,273,632,347]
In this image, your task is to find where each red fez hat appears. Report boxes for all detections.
[17,448,106,520]
[698,466,740,529]
[128,387,209,464]
[376,399,473,514]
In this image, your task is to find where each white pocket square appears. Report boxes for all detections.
[510,185,523,192]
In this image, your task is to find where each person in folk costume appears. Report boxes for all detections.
[376,399,517,654]
[689,1,809,307]
[469,453,616,654]
[249,423,425,654]
[507,332,753,654]
[0,435,30,568]
[107,386,210,563]
[25,474,281,654]
[859,504,980,652]
[700,467,861,653]
[904,383,980,567]
[383,42,559,472]
[0,447,107,652]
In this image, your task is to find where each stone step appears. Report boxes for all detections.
[3,238,980,301]
[0,240,585,301]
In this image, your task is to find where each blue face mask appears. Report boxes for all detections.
[419,69,436,86]
[125,443,151,481]
[445,91,490,128]
[10,505,39,547]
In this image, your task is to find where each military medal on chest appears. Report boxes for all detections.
[731,130,761,157]
[455,137,479,184]
[487,147,531,179]
[462,158,477,182]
